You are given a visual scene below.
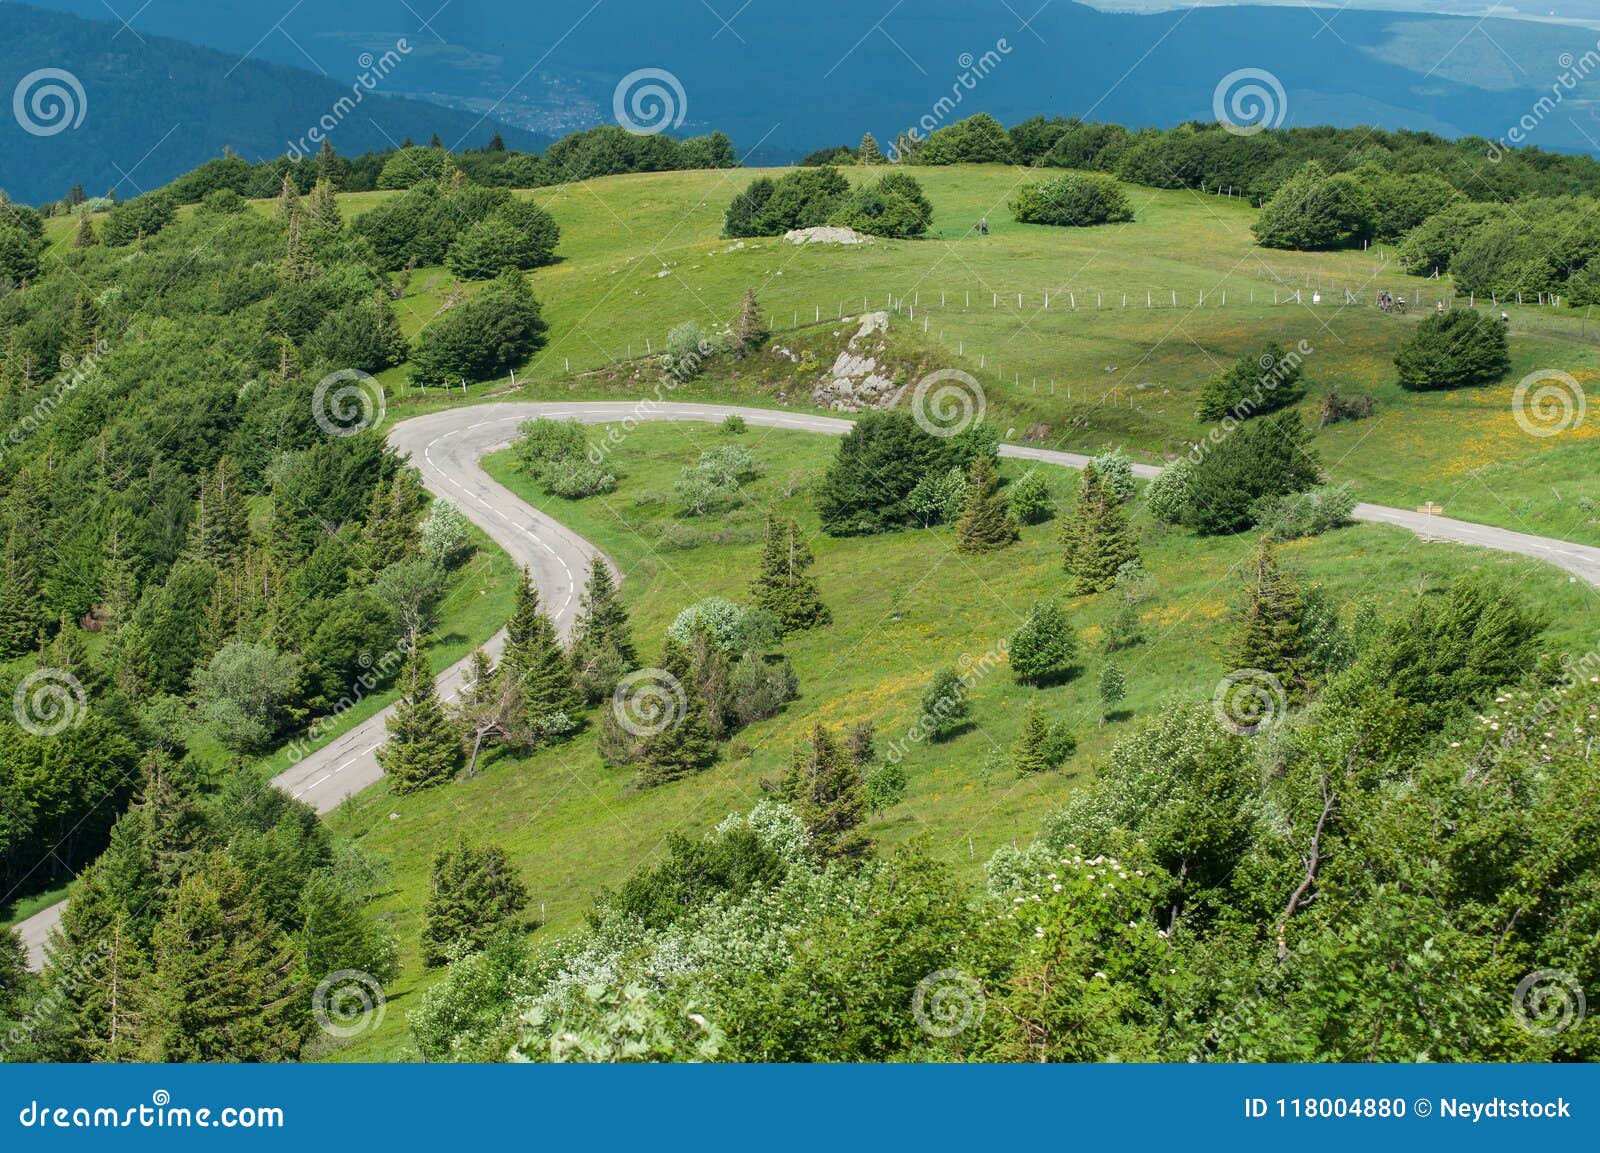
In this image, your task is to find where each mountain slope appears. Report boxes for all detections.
[0,5,548,204]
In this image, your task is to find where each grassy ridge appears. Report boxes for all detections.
[321,164,1600,545]
[322,420,1593,1059]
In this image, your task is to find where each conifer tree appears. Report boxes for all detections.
[296,871,397,988]
[501,568,580,739]
[376,645,462,793]
[139,857,305,1061]
[783,723,869,858]
[1062,463,1140,593]
[63,290,99,355]
[1231,535,1309,700]
[307,177,342,234]
[858,132,885,164]
[315,138,342,185]
[357,471,422,575]
[33,869,149,1062]
[0,523,43,657]
[1098,660,1127,722]
[731,288,769,357]
[569,557,638,704]
[70,212,98,249]
[1012,697,1051,774]
[421,838,528,967]
[955,454,1019,553]
[187,456,249,566]
[635,635,718,785]
[276,170,301,220]
[751,514,830,632]
[283,210,319,283]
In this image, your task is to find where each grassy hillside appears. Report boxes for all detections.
[321,420,1591,1059]
[320,165,1600,546]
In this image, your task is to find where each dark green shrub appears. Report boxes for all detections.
[1394,308,1510,391]
[1011,172,1133,226]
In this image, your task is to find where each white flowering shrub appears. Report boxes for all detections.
[419,499,473,568]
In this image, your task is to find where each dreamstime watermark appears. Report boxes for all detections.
[909,368,986,438]
[1512,369,1587,438]
[613,68,686,136]
[16,1091,284,1130]
[885,41,1013,161]
[1512,970,1587,1038]
[313,368,386,437]
[285,41,411,159]
[1188,339,1314,465]
[912,968,985,1038]
[1213,68,1287,137]
[0,339,111,466]
[883,640,1008,765]
[1212,668,1286,737]
[13,667,88,737]
[12,68,86,137]
[611,668,687,738]
[1489,45,1600,160]
[312,970,387,1039]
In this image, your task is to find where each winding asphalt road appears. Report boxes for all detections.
[14,402,1600,968]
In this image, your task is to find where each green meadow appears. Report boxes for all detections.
[322,420,1592,1059]
[316,164,1600,545]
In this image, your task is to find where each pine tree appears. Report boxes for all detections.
[488,131,506,152]
[63,290,99,356]
[32,869,149,1062]
[1098,660,1126,722]
[731,288,769,357]
[421,838,528,967]
[357,471,422,575]
[858,132,885,164]
[636,635,718,785]
[315,138,341,185]
[187,456,249,565]
[955,454,1018,553]
[70,212,98,249]
[276,170,301,220]
[569,557,638,704]
[1012,697,1051,774]
[0,523,43,657]
[307,177,342,234]
[1231,535,1309,700]
[501,567,580,738]
[296,871,397,988]
[139,857,305,1061]
[751,515,830,632]
[89,911,147,1062]
[376,645,462,793]
[283,210,319,283]
[782,723,869,858]
[1062,463,1140,593]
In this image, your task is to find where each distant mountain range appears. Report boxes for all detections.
[0,5,547,204]
[5,0,1600,204]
